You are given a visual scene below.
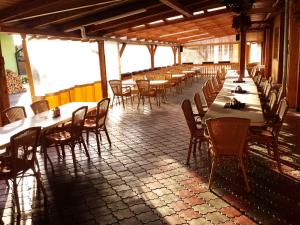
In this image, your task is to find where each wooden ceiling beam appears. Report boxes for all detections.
[159,0,193,17]
[61,1,159,32]
[104,9,231,37]
[0,25,81,40]
[27,0,126,28]
[0,0,61,22]
[1,0,125,24]
[85,1,222,35]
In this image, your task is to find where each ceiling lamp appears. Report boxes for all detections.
[222,0,255,14]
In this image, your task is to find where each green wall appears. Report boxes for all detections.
[0,34,18,73]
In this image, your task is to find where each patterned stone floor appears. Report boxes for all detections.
[1,77,300,225]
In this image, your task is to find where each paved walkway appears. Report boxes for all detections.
[1,77,300,225]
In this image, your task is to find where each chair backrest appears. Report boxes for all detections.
[264,83,272,99]
[194,93,205,114]
[71,106,88,137]
[31,100,49,114]
[96,98,110,127]
[272,98,288,138]
[1,106,27,125]
[276,86,284,105]
[181,99,197,135]
[207,79,215,94]
[136,80,151,94]
[10,127,41,171]
[202,84,212,105]
[109,80,122,95]
[206,117,250,156]
[267,92,277,114]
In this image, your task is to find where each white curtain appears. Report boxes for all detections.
[121,44,150,73]
[154,46,173,67]
[27,39,100,96]
[104,41,120,98]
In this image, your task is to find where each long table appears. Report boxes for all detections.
[202,72,265,126]
[0,102,97,149]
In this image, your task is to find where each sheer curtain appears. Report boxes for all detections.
[104,41,120,97]
[27,38,100,96]
[155,46,173,67]
[121,44,150,73]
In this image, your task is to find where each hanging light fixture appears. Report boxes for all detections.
[222,0,255,14]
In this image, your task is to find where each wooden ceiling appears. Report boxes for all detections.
[0,0,283,46]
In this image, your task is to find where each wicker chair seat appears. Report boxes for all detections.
[45,130,72,142]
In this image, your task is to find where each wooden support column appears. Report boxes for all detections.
[178,46,182,65]
[172,46,177,65]
[98,40,108,98]
[119,43,126,57]
[245,42,250,65]
[0,41,10,126]
[287,0,299,108]
[147,44,157,69]
[239,29,246,78]
[21,34,36,102]
[264,27,272,77]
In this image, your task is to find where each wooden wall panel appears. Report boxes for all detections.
[287,0,300,108]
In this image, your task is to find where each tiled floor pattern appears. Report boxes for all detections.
[1,77,300,225]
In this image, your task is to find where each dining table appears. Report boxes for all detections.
[122,79,168,103]
[202,70,265,126]
[0,102,97,149]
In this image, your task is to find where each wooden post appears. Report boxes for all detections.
[147,44,157,69]
[245,42,250,65]
[264,27,272,77]
[98,40,108,98]
[178,46,182,65]
[0,41,10,126]
[172,46,177,65]
[239,30,246,78]
[21,34,36,102]
[119,43,126,57]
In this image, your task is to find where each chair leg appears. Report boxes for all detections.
[148,96,152,109]
[273,142,282,172]
[70,145,77,172]
[239,158,251,192]
[32,166,47,199]
[104,127,111,146]
[137,95,141,109]
[54,144,61,158]
[86,131,89,145]
[13,178,21,215]
[61,144,66,158]
[95,131,101,155]
[121,96,125,108]
[81,136,89,158]
[111,95,115,108]
[186,137,193,165]
[208,157,217,190]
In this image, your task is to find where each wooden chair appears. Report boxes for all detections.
[1,106,27,125]
[43,106,89,172]
[0,127,47,215]
[181,99,208,165]
[136,80,159,109]
[109,80,133,108]
[249,98,289,172]
[202,83,214,107]
[193,93,207,122]
[30,100,49,114]
[84,98,111,155]
[206,117,251,192]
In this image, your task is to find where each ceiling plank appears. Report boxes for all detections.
[87,2,226,36]
[27,0,127,28]
[61,1,159,32]
[0,0,61,22]
[101,9,231,36]
[2,0,125,24]
[0,25,81,39]
[160,0,193,17]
